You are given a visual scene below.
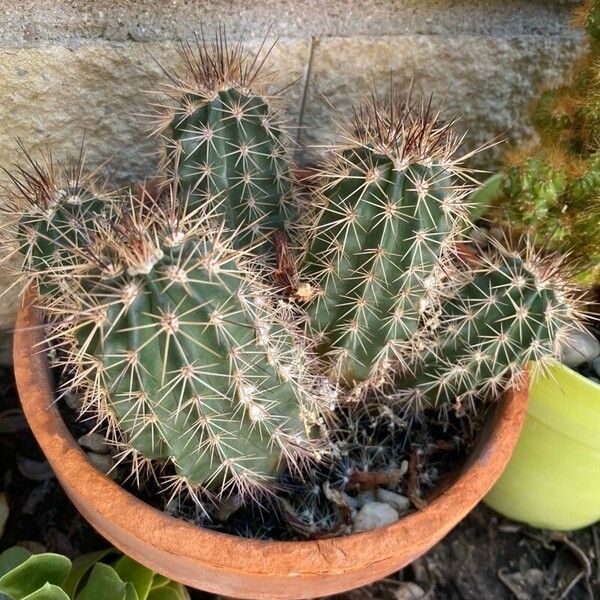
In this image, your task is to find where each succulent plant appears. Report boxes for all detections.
[391,237,584,412]
[297,93,478,393]
[33,184,333,509]
[0,148,112,301]
[153,31,297,255]
[491,0,600,284]
[0,546,189,600]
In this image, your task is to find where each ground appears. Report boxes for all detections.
[0,367,598,599]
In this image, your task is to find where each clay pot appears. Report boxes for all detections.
[14,299,529,600]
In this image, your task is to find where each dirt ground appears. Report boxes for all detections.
[1,366,598,600]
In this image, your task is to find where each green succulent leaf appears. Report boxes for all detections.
[22,583,69,600]
[111,557,153,600]
[124,583,139,600]
[146,585,189,600]
[0,548,32,579]
[74,563,127,600]
[62,551,113,598]
[0,554,71,600]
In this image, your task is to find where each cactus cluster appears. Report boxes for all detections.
[1,32,588,522]
[491,0,600,285]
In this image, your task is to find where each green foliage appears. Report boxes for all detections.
[492,0,600,284]
[299,94,475,392]
[585,0,600,41]
[155,34,296,255]
[0,547,189,600]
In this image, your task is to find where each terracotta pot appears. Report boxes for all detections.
[14,299,529,600]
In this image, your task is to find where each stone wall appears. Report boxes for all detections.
[0,0,585,342]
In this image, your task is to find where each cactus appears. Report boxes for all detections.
[41,186,332,508]
[0,148,111,300]
[297,93,477,392]
[492,0,600,284]
[392,237,584,412]
[153,31,297,255]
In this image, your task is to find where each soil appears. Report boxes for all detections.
[52,366,487,541]
[1,365,599,599]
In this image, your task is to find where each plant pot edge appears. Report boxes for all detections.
[13,297,529,600]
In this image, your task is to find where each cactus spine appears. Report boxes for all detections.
[33,187,332,507]
[154,33,296,254]
[299,94,476,391]
[393,238,583,411]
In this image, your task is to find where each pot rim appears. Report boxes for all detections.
[13,294,529,596]
[553,360,600,390]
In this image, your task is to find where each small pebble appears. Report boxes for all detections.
[376,489,411,515]
[352,501,398,532]
[17,457,54,481]
[559,328,600,368]
[394,582,427,600]
[354,490,377,508]
[87,452,117,480]
[77,432,110,454]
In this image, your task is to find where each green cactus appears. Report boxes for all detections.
[392,238,583,411]
[45,187,331,507]
[1,149,110,300]
[154,32,296,255]
[298,94,476,392]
